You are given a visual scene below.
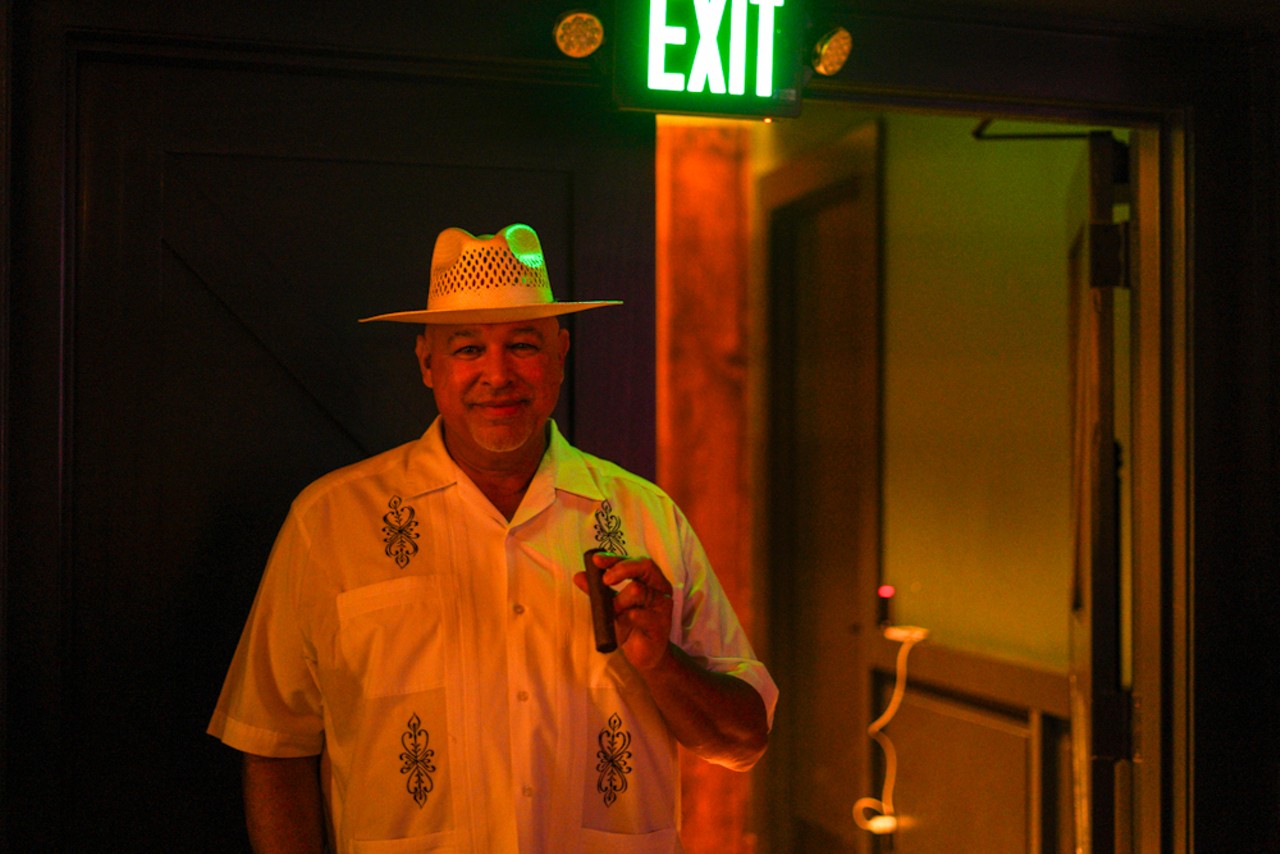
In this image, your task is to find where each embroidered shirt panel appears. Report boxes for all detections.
[208,418,777,853]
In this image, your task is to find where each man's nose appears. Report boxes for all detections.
[478,349,515,385]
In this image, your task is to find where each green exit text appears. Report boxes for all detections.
[647,0,787,98]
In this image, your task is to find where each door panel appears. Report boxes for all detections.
[890,688,1033,852]
[8,45,654,848]
[160,150,573,453]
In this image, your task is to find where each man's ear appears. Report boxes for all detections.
[557,326,570,365]
[415,333,434,389]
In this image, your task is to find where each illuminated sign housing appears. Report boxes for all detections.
[613,0,804,118]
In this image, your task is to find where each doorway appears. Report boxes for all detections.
[656,104,1157,853]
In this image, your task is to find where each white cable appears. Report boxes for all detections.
[853,627,927,834]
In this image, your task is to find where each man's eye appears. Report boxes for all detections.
[453,345,482,357]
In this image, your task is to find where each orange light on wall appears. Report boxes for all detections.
[657,119,757,854]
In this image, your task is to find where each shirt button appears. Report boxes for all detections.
[523,785,534,798]
[517,690,530,702]
[513,603,525,615]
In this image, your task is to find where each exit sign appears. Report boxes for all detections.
[613,0,804,118]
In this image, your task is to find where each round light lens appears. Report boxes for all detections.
[554,11,605,59]
[812,27,853,77]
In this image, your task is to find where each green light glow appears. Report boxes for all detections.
[687,0,728,94]
[506,225,545,267]
[752,0,783,97]
[728,0,748,94]
[648,0,687,92]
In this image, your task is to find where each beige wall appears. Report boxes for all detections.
[751,107,1089,672]
[880,113,1086,672]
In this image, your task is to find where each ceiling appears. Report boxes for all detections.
[851,0,1280,34]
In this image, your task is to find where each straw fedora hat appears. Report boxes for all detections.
[360,223,621,325]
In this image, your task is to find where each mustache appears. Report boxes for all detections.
[467,396,530,406]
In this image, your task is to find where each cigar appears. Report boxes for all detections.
[583,548,617,653]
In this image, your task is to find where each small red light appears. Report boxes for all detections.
[877,585,895,599]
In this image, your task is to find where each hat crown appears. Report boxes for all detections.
[430,225,549,300]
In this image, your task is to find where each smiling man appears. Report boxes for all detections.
[208,223,777,853]
[416,320,570,518]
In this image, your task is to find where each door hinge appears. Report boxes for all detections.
[1090,221,1129,289]
[1130,693,1144,763]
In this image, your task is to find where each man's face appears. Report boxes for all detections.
[416,318,570,466]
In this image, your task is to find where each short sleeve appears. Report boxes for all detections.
[672,510,779,730]
[207,505,325,756]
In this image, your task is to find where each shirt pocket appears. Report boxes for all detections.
[582,682,678,837]
[350,832,461,853]
[337,575,447,698]
[580,826,681,853]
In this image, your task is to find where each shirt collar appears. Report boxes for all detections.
[400,417,459,498]
[541,420,604,503]
[400,417,604,505]
[510,420,602,527]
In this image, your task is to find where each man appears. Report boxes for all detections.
[209,223,777,852]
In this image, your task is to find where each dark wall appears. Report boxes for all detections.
[4,1,657,848]
[1198,34,1280,853]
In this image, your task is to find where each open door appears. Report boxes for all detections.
[1068,130,1133,854]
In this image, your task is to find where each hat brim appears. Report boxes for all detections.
[359,300,622,325]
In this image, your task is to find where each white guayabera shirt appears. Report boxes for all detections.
[209,419,777,854]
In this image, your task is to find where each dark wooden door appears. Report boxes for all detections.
[7,30,655,849]
[761,122,882,854]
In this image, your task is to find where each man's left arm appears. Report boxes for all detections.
[635,640,769,771]
[576,553,769,771]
